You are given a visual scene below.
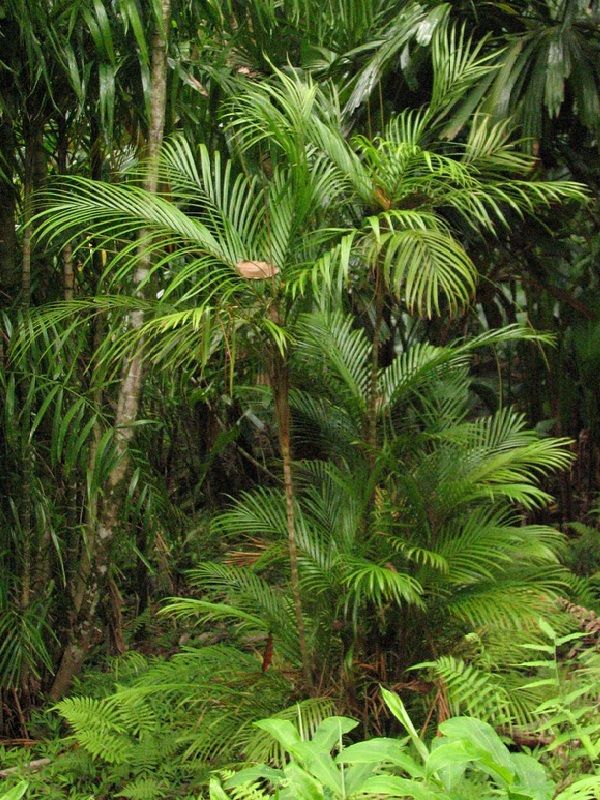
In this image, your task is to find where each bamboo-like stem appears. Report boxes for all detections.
[19,127,37,615]
[270,348,312,689]
[62,241,74,300]
[18,120,47,701]
[57,118,75,300]
[0,121,18,303]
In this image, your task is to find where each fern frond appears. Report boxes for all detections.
[56,697,135,765]
[414,655,512,724]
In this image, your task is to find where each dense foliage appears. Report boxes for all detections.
[1,1,600,798]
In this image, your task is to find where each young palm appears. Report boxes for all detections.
[181,312,572,712]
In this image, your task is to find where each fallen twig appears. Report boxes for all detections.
[0,758,51,778]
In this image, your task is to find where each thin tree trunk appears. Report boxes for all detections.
[270,349,312,689]
[107,576,126,656]
[62,242,74,300]
[72,316,105,615]
[57,118,75,300]
[367,269,384,459]
[0,122,18,304]
[49,0,171,699]
[19,119,46,699]
[22,120,48,304]
[69,130,105,614]
[21,134,34,309]
[19,120,45,612]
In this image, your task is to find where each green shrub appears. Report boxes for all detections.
[211,689,600,800]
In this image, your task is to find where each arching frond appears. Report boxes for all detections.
[448,568,567,629]
[373,223,477,318]
[429,22,498,119]
[342,557,423,612]
[295,312,370,416]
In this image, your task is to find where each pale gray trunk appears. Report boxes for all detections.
[49,0,171,699]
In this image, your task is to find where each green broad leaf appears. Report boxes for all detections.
[343,762,377,795]
[358,775,441,800]
[555,631,586,647]
[91,428,119,491]
[281,762,325,800]
[472,754,514,788]
[545,733,576,751]
[56,399,84,461]
[225,765,283,788]
[62,42,84,103]
[437,718,513,777]
[93,0,115,63]
[522,679,560,691]
[381,688,429,762]
[254,718,302,752]
[119,0,149,63]
[311,716,359,751]
[209,777,231,800]
[519,643,555,653]
[28,383,61,442]
[428,738,516,790]
[426,739,484,775]
[510,753,555,800]
[537,619,557,640]
[562,684,596,705]
[429,751,468,795]
[565,707,590,723]
[337,738,424,777]
[292,741,342,794]
[65,414,97,473]
[0,782,28,800]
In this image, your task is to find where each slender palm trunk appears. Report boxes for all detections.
[21,135,34,309]
[57,118,74,300]
[69,129,106,615]
[0,122,18,305]
[49,0,171,699]
[20,119,46,607]
[62,242,74,301]
[72,316,105,615]
[21,120,48,305]
[367,269,384,459]
[18,119,46,702]
[270,349,312,689]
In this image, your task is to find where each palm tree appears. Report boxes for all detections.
[230,34,583,452]
[164,311,573,716]
[28,28,583,693]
